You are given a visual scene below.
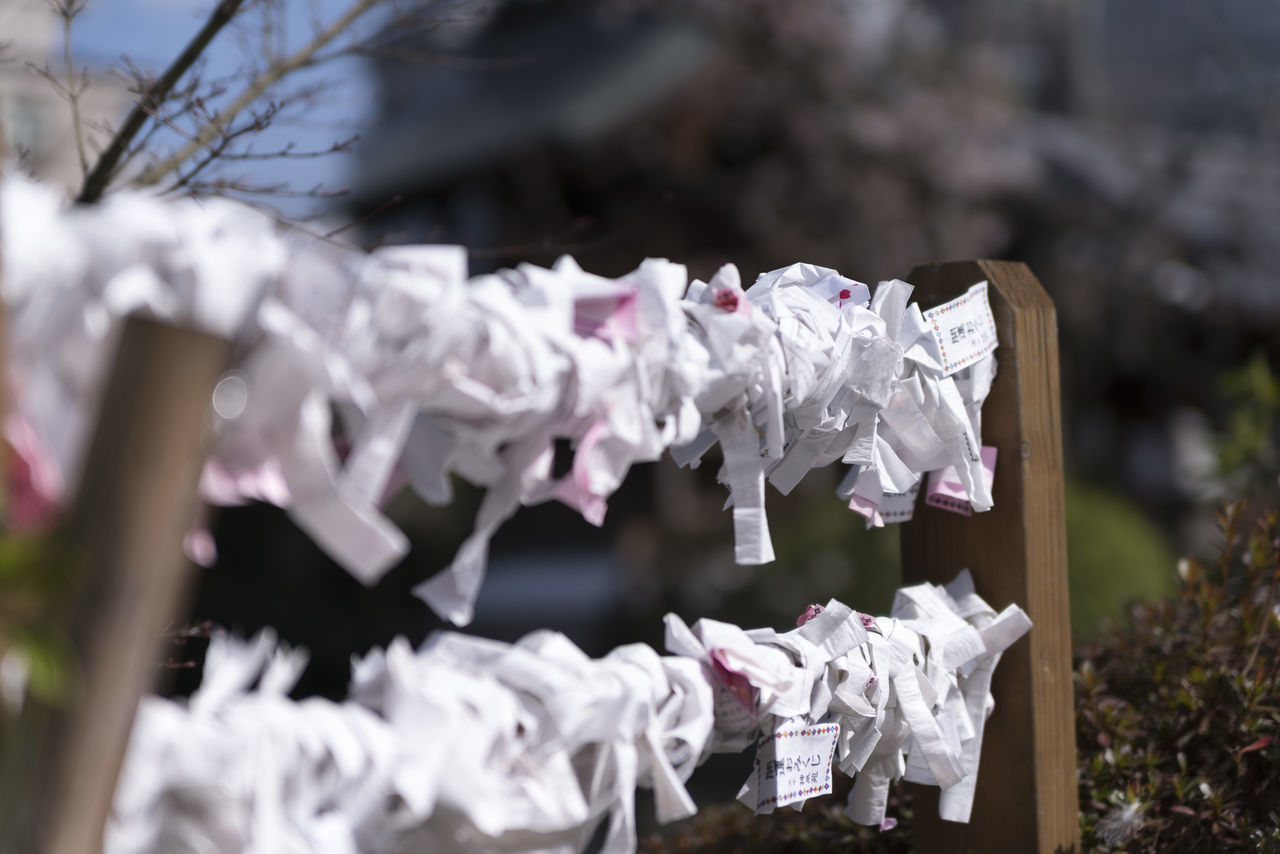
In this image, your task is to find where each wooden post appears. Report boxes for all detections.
[899,261,1078,853]
[0,316,229,853]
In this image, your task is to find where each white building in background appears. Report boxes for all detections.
[0,0,130,192]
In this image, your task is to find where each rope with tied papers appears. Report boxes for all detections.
[107,571,1030,854]
[0,176,999,627]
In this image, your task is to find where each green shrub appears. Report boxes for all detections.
[1075,503,1280,851]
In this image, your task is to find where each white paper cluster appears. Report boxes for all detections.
[106,571,1029,854]
[0,176,995,626]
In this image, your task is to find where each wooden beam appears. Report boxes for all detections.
[0,316,229,853]
[899,260,1078,853]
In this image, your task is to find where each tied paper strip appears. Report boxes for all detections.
[0,175,999,626]
[107,571,1030,854]
[927,445,997,515]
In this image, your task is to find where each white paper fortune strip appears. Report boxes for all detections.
[105,571,1030,854]
[0,176,997,626]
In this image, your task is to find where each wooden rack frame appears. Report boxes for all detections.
[902,260,1078,853]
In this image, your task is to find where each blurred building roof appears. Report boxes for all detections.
[351,0,706,206]
[0,0,131,192]
[1096,0,1280,131]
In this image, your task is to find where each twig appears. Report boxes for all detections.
[76,0,249,204]
[466,217,621,261]
[163,107,280,194]
[182,177,348,199]
[1243,566,1278,682]
[110,80,228,177]
[318,41,537,71]
[323,192,402,238]
[1243,516,1280,684]
[59,4,89,177]
[210,136,359,161]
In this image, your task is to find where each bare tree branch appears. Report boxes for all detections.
[60,0,482,206]
[159,98,354,197]
[133,0,385,190]
[76,0,249,204]
[109,70,234,176]
[163,102,286,193]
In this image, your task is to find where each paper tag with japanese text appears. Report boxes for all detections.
[753,719,840,811]
[923,281,998,375]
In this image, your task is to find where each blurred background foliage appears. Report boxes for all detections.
[3,0,1280,843]
[1065,478,1176,639]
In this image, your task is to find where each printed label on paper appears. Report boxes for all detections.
[923,280,998,375]
[878,481,921,524]
[754,720,840,810]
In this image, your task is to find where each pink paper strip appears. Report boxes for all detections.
[925,446,996,516]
